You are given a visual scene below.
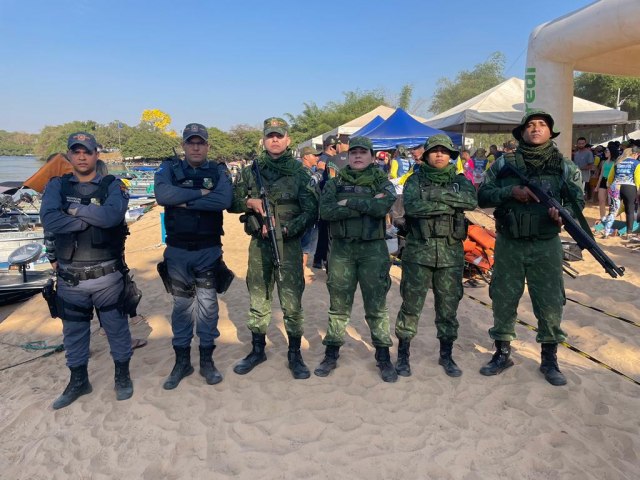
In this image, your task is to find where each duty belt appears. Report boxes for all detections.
[165,237,220,251]
[58,261,123,285]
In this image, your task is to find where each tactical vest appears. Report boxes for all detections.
[163,161,224,248]
[406,176,467,241]
[329,178,385,241]
[56,174,128,264]
[493,153,565,239]
[244,167,303,237]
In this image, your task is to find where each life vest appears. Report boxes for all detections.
[406,176,467,241]
[329,178,385,241]
[163,161,224,249]
[56,174,128,264]
[493,153,566,239]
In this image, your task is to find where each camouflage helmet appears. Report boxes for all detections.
[512,109,560,142]
[422,134,459,160]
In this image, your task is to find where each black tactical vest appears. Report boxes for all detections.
[163,161,224,248]
[56,174,128,264]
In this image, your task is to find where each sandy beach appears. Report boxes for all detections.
[0,205,638,480]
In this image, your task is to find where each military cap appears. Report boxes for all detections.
[68,132,98,152]
[263,117,289,136]
[422,134,459,160]
[301,146,321,156]
[323,135,339,147]
[183,123,208,141]
[348,136,373,153]
[512,109,560,142]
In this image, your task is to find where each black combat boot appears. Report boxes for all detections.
[114,359,133,401]
[287,335,311,379]
[52,364,92,410]
[479,340,514,376]
[314,345,340,377]
[540,343,567,386]
[163,346,194,390]
[233,332,267,375]
[438,339,462,377]
[395,338,411,377]
[199,345,223,385]
[375,347,398,383]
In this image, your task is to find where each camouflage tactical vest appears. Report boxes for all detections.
[329,178,385,241]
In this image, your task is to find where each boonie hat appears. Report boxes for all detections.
[263,117,289,136]
[422,134,459,160]
[68,132,98,152]
[301,146,321,156]
[512,109,560,142]
[183,123,208,142]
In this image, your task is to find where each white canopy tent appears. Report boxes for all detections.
[423,77,628,136]
[525,0,640,156]
[297,105,429,151]
[597,129,640,147]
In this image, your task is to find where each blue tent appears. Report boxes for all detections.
[351,115,385,137]
[362,108,462,150]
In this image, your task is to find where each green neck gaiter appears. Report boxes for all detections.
[418,163,457,185]
[338,164,387,187]
[517,141,564,173]
[259,149,299,175]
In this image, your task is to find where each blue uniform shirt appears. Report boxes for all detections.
[41,174,129,235]
[154,159,233,212]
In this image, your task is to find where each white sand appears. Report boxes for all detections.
[0,206,638,480]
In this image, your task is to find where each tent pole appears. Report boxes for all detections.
[462,122,467,149]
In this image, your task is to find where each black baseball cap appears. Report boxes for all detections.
[68,132,98,152]
[183,123,208,142]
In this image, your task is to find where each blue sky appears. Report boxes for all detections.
[0,0,595,134]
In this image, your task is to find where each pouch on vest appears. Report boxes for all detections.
[451,211,468,240]
[240,213,263,236]
[434,216,452,237]
[361,215,385,241]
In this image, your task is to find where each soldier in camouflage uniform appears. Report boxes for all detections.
[394,134,477,377]
[478,110,584,386]
[230,117,318,379]
[314,137,398,382]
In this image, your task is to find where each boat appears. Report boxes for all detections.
[0,243,53,306]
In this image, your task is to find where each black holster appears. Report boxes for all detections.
[157,260,172,294]
[214,258,235,294]
[120,269,142,317]
[42,278,58,318]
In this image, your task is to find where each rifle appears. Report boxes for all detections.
[252,159,282,280]
[500,163,624,278]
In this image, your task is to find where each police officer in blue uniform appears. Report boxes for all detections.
[155,123,233,389]
[40,132,133,409]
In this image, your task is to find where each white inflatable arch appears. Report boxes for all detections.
[525,0,640,156]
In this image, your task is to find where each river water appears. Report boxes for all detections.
[0,156,43,183]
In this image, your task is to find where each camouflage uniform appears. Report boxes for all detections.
[478,109,585,386]
[230,152,318,337]
[319,164,396,347]
[478,145,583,344]
[394,164,477,342]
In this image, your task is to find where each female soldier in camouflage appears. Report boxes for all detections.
[394,134,477,377]
[314,136,398,382]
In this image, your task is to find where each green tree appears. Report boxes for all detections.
[0,130,38,155]
[207,127,235,161]
[34,121,99,159]
[121,126,180,159]
[574,72,640,119]
[430,52,506,114]
[229,124,262,160]
[397,84,414,111]
[286,89,388,145]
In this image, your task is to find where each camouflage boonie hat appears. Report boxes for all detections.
[68,132,98,152]
[301,146,321,156]
[395,144,408,157]
[423,134,459,160]
[512,109,560,142]
[263,117,289,136]
[348,136,373,153]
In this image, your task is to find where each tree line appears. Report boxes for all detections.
[2,53,638,159]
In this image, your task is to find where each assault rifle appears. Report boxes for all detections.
[501,163,625,278]
[252,159,282,279]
